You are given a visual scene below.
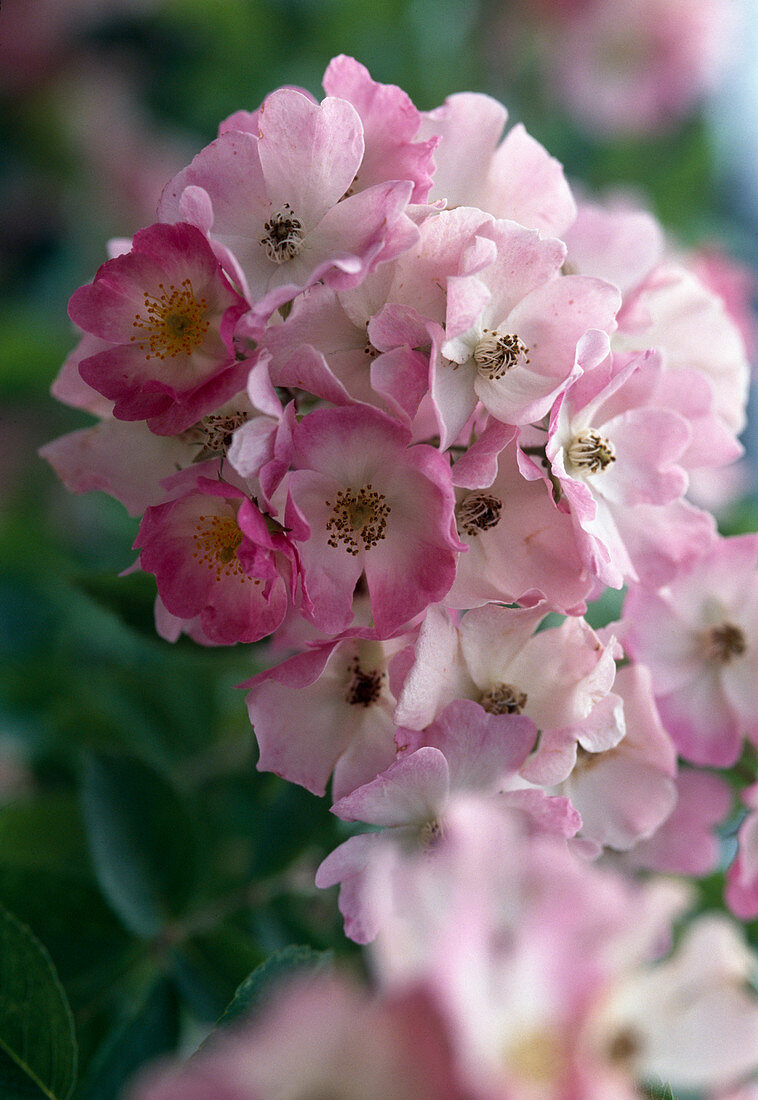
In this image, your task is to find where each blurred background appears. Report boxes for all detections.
[1,1,757,1096]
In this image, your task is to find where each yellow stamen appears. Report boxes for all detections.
[192,513,245,582]
[131,279,209,360]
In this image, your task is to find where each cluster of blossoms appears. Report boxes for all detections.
[43,56,758,1098]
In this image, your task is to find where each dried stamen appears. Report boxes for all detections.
[567,430,616,474]
[703,621,746,664]
[325,484,390,556]
[261,203,304,263]
[131,279,209,360]
[456,493,503,537]
[192,410,249,460]
[473,329,530,381]
[345,656,384,707]
[192,513,245,582]
[480,682,528,715]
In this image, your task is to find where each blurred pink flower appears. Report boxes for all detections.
[546,0,738,135]
[130,973,463,1100]
[622,534,758,766]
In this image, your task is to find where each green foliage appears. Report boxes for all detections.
[169,925,267,1022]
[80,753,199,938]
[217,945,334,1028]
[0,906,78,1100]
[0,795,88,874]
[73,978,179,1100]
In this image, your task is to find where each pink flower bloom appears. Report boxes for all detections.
[545,344,710,588]
[586,916,758,1092]
[41,418,197,518]
[617,261,750,437]
[322,55,438,203]
[420,92,577,236]
[258,283,432,426]
[129,973,462,1100]
[281,404,462,637]
[622,534,758,766]
[158,88,419,317]
[395,602,621,786]
[566,205,748,469]
[67,222,251,435]
[134,462,295,645]
[40,332,198,515]
[367,798,758,1099]
[548,0,738,135]
[448,423,595,614]
[439,217,620,433]
[623,766,733,876]
[561,663,677,851]
[316,700,536,943]
[564,199,665,295]
[243,632,408,799]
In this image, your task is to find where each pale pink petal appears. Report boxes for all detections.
[332,746,450,827]
[257,89,364,226]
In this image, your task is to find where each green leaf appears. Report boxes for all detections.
[584,585,626,631]
[0,796,89,876]
[74,978,179,1100]
[217,945,333,1028]
[0,866,131,993]
[0,905,78,1100]
[249,779,339,878]
[170,925,265,1022]
[75,572,161,642]
[80,754,197,938]
[0,1046,48,1097]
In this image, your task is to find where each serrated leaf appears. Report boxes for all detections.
[0,905,78,1100]
[217,945,333,1028]
[81,754,197,938]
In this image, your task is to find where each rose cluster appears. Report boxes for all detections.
[44,56,758,1098]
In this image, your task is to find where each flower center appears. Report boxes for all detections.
[420,818,444,850]
[567,430,616,474]
[363,327,380,359]
[261,203,304,263]
[507,1029,563,1086]
[192,513,245,581]
[325,485,391,556]
[703,621,746,663]
[606,1027,642,1067]
[131,279,209,360]
[192,410,249,459]
[480,683,528,715]
[345,656,384,707]
[456,492,503,537]
[473,329,530,381]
